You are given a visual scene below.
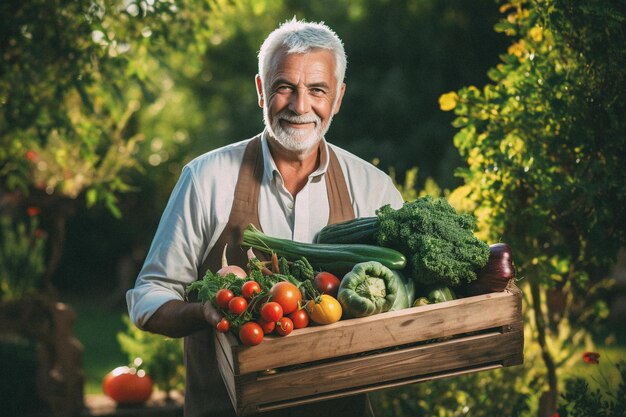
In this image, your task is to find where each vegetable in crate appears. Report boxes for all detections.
[462,243,516,296]
[242,224,406,273]
[338,261,407,318]
[317,196,490,287]
[411,286,456,306]
[390,269,415,310]
[307,294,342,324]
[426,286,456,304]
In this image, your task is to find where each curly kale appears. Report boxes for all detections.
[375,196,489,286]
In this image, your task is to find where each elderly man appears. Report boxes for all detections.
[127,19,403,417]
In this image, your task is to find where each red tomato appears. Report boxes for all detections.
[269,282,302,314]
[313,272,341,298]
[239,322,264,346]
[275,317,294,336]
[215,289,234,310]
[241,281,261,299]
[216,318,230,333]
[289,309,310,329]
[260,302,283,322]
[257,318,276,334]
[102,366,153,404]
[228,296,248,314]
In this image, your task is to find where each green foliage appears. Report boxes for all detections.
[446,0,626,290]
[371,366,535,417]
[117,315,184,394]
[0,0,177,212]
[0,214,47,301]
[376,196,490,286]
[557,361,626,417]
[442,0,626,411]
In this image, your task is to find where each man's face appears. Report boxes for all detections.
[257,49,345,157]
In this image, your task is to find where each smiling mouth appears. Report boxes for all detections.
[280,119,316,129]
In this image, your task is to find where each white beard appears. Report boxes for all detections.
[264,107,334,155]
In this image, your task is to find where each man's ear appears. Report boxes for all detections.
[255,74,264,108]
[333,83,346,115]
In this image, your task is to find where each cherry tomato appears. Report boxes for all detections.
[241,280,261,299]
[313,272,341,298]
[228,296,248,314]
[260,302,283,322]
[257,318,276,334]
[289,309,310,329]
[269,282,302,314]
[102,366,153,404]
[307,294,342,325]
[215,289,234,310]
[239,322,264,346]
[275,317,294,336]
[216,318,230,333]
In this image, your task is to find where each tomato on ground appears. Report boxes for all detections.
[102,366,153,404]
[288,309,310,329]
[275,317,294,336]
[269,282,302,314]
[239,322,264,346]
[228,296,248,314]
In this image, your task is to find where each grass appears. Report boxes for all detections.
[67,297,128,395]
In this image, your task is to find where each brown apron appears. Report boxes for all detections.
[184,136,374,417]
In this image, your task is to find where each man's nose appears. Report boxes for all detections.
[289,88,311,115]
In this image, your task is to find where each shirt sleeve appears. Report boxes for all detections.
[126,166,208,328]
[382,177,405,210]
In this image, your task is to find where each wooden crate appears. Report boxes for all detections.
[215,282,524,416]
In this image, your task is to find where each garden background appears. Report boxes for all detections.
[1,0,625,416]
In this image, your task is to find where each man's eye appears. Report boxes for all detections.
[310,88,326,96]
[276,85,292,92]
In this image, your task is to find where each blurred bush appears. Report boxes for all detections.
[117,315,185,396]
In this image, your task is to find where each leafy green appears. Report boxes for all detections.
[375,196,489,287]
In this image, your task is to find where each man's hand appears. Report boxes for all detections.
[203,300,223,328]
[144,299,222,338]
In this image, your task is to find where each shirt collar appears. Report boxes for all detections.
[260,130,330,184]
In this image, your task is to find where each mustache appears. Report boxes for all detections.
[277,111,320,125]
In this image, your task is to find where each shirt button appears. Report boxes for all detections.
[286,202,294,210]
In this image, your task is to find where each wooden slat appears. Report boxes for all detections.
[254,363,503,415]
[215,333,238,411]
[239,329,523,407]
[215,330,240,374]
[231,288,520,374]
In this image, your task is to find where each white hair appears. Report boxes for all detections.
[258,18,347,93]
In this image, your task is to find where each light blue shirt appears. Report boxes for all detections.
[126,131,404,328]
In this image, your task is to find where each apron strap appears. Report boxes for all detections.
[197,135,264,279]
[326,145,356,224]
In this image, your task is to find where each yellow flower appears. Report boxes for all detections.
[529,26,543,42]
[439,92,459,111]
[508,40,526,58]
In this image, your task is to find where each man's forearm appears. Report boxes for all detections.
[143,299,215,338]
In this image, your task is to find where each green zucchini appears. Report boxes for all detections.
[316,216,378,244]
[242,224,406,272]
